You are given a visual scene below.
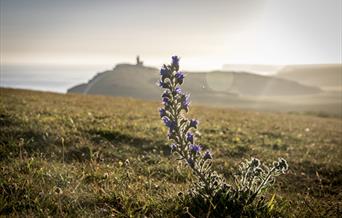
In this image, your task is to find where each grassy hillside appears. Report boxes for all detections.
[1,88,341,217]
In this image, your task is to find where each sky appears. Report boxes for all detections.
[0,0,341,71]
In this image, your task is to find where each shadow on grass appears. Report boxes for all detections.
[0,126,92,163]
[0,113,17,127]
[287,160,342,196]
[87,129,171,155]
[0,128,51,161]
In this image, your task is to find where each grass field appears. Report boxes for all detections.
[1,88,341,217]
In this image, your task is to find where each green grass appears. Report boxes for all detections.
[1,88,341,217]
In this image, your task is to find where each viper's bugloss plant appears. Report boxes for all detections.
[158,56,225,198]
[158,56,289,217]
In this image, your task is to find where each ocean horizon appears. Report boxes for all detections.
[0,64,113,93]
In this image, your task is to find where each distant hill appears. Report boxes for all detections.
[276,64,342,90]
[68,64,320,100]
[222,64,283,75]
[66,63,342,116]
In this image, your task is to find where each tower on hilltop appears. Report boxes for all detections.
[136,55,143,66]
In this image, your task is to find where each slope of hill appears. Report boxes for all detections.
[1,88,341,216]
[68,64,158,97]
[222,64,283,75]
[199,71,321,96]
[277,64,342,90]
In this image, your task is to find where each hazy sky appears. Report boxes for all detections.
[1,0,341,70]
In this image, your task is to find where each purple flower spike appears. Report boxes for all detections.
[190,144,201,153]
[189,119,198,128]
[175,71,184,84]
[157,57,288,203]
[159,108,167,118]
[187,132,194,144]
[203,150,212,160]
[172,56,180,66]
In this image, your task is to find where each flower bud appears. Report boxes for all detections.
[203,150,212,160]
[160,67,169,77]
[189,144,201,154]
[162,117,175,131]
[170,143,177,151]
[173,87,182,95]
[159,108,167,118]
[162,97,170,105]
[158,81,169,88]
[162,90,170,98]
[171,56,180,67]
[274,158,288,173]
[189,119,198,128]
[187,158,195,167]
[186,132,194,144]
[175,71,184,85]
[181,94,190,111]
[250,157,261,168]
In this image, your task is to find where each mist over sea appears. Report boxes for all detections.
[0,64,111,93]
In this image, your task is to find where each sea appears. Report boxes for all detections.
[0,64,113,93]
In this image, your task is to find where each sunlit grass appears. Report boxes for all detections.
[1,88,341,217]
